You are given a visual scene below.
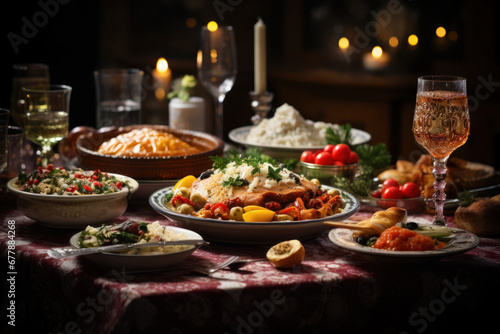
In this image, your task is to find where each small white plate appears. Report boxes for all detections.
[69,225,203,270]
[228,125,371,161]
[149,185,360,245]
[328,226,479,262]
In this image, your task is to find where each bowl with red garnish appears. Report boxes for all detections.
[362,178,425,213]
[7,164,139,228]
[299,144,359,186]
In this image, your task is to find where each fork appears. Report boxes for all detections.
[124,255,240,276]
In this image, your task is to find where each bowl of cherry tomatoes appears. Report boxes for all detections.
[299,144,359,186]
[362,178,425,213]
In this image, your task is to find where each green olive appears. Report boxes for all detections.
[189,192,206,208]
[229,207,244,221]
[174,186,191,198]
[327,189,341,196]
[275,214,293,221]
[177,203,194,215]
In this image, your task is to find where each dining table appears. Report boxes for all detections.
[1,183,499,334]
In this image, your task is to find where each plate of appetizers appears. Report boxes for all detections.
[65,220,205,270]
[328,212,479,262]
[149,157,360,244]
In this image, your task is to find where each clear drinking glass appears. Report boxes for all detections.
[412,76,470,225]
[23,85,72,167]
[197,26,237,140]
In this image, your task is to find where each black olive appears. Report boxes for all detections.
[406,222,419,230]
[239,178,250,186]
[366,237,378,247]
[289,173,301,184]
[356,236,368,246]
[199,169,214,180]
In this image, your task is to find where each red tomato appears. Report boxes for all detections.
[371,190,382,198]
[382,186,403,199]
[331,144,351,163]
[300,150,315,163]
[314,151,334,165]
[401,182,421,198]
[333,160,345,166]
[313,149,324,158]
[323,144,336,154]
[346,151,359,164]
[382,178,400,191]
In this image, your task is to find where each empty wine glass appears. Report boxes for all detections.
[23,85,72,167]
[197,25,237,140]
[412,76,469,225]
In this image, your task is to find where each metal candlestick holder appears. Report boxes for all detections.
[249,91,274,124]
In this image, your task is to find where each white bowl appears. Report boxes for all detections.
[7,173,139,229]
[69,225,203,270]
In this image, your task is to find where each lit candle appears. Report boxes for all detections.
[254,17,266,94]
[153,57,172,100]
[362,46,390,70]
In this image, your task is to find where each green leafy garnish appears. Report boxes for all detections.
[17,171,29,184]
[267,166,283,182]
[332,166,378,198]
[326,124,352,146]
[167,75,198,101]
[222,176,250,187]
[354,143,391,172]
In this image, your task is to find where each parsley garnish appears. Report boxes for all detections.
[267,166,283,182]
[326,124,352,146]
[222,176,250,187]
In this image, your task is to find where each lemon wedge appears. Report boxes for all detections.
[243,205,272,212]
[242,209,276,222]
[266,240,305,268]
[173,175,197,191]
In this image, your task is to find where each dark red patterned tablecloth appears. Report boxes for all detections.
[1,195,499,334]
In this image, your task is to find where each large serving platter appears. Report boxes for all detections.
[7,173,139,229]
[149,185,360,245]
[228,125,371,161]
[69,225,203,270]
[328,225,479,263]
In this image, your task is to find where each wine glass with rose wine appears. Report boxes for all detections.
[197,25,237,140]
[412,76,469,225]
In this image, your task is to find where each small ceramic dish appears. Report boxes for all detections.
[7,173,139,229]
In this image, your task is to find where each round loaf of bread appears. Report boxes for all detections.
[454,194,500,237]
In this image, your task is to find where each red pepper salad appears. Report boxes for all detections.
[15,164,128,195]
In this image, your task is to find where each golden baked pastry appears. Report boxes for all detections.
[97,128,200,158]
[454,194,500,237]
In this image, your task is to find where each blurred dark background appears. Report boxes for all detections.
[1,0,499,168]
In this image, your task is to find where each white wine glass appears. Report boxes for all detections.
[197,25,237,140]
[23,85,72,167]
[412,76,469,225]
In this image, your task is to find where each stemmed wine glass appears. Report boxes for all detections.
[197,25,237,140]
[412,76,470,225]
[22,85,72,167]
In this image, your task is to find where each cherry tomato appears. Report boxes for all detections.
[300,150,315,163]
[331,144,351,163]
[346,151,359,164]
[333,160,345,166]
[401,182,421,198]
[313,149,324,158]
[371,190,382,198]
[382,178,400,191]
[323,144,336,154]
[314,151,334,165]
[382,186,403,199]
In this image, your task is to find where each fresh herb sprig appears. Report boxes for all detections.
[354,143,391,172]
[222,176,250,187]
[267,166,283,182]
[326,123,352,146]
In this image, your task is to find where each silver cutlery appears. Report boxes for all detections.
[48,239,209,259]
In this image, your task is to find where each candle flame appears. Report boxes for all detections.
[389,36,399,47]
[207,21,218,32]
[156,58,169,72]
[408,34,418,46]
[372,46,383,58]
[338,37,349,49]
[436,26,446,38]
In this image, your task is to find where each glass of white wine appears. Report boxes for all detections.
[197,25,237,140]
[23,85,72,167]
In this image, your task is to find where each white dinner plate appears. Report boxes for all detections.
[328,226,479,262]
[69,225,203,270]
[149,185,360,245]
[228,125,371,161]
